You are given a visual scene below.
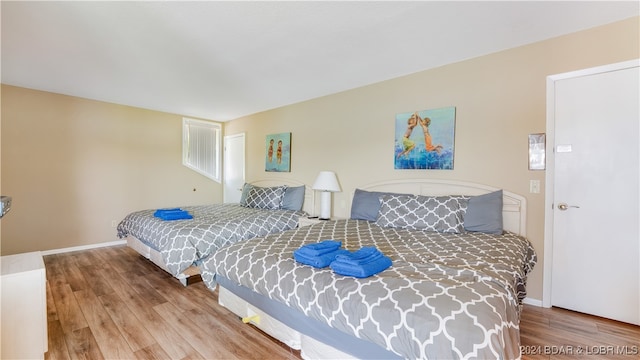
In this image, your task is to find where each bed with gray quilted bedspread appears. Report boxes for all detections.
[202,219,537,359]
[117,204,305,276]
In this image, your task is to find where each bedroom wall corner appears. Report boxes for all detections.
[0,85,223,255]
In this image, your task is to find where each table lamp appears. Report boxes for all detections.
[312,171,341,220]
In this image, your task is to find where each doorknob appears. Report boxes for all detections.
[557,203,580,211]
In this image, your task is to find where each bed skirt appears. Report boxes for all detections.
[217,275,401,360]
[126,236,200,285]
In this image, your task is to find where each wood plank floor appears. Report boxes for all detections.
[44,245,639,360]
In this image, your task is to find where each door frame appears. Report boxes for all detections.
[543,59,639,308]
[223,132,246,203]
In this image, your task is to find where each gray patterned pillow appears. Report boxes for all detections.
[244,185,287,209]
[375,194,470,233]
[350,188,402,221]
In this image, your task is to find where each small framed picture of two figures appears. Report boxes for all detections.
[394,106,456,170]
[265,132,291,172]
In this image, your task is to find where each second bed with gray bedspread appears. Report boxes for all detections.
[117,204,305,276]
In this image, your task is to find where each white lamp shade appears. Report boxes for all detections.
[312,171,341,192]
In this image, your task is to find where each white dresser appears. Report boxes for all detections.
[1,251,48,359]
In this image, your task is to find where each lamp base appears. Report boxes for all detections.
[318,191,332,220]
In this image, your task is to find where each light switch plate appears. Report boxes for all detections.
[530,180,541,194]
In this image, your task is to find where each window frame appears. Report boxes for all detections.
[182,117,222,183]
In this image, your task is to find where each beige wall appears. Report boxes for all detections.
[0,17,636,301]
[223,17,640,302]
[1,86,222,255]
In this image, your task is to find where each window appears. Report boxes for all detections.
[182,118,221,182]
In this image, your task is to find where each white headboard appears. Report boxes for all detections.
[249,178,315,215]
[351,179,526,237]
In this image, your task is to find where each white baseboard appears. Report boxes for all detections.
[41,240,126,256]
[523,297,543,307]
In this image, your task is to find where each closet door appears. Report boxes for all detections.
[550,62,639,325]
[223,133,245,203]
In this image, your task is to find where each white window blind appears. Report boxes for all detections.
[182,118,221,182]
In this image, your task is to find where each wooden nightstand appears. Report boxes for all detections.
[299,217,322,228]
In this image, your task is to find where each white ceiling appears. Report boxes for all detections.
[2,1,638,121]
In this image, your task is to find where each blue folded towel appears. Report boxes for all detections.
[330,255,392,278]
[154,208,182,217]
[334,247,383,265]
[330,247,392,278]
[294,248,350,268]
[154,208,193,221]
[159,212,192,221]
[294,240,342,257]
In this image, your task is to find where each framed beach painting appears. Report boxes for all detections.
[394,106,456,170]
[265,132,291,172]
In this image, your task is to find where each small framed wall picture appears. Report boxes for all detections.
[528,133,546,170]
[265,132,291,172]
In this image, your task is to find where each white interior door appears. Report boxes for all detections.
[549,62,639,325]
[223,133,245,203]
